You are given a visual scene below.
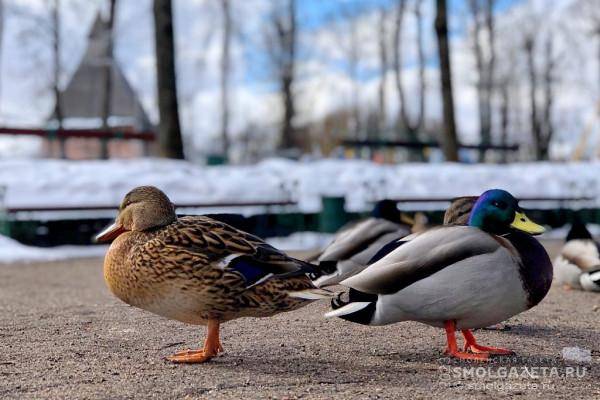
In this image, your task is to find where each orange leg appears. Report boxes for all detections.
[167,320,223,363]
[461,329,514,355]
[443,321,489,361]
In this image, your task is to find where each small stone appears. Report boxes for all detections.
[562,347,592,362]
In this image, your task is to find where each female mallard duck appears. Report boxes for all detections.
[311,200,412,287]
[554,219,600,292]
[96,186,331,364]
[325,189,552,361]
[312,197,477,288]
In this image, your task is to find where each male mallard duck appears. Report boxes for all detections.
[554,219,600,292]
[311,200,412,287]
[96,186,331,364]
[326,189,552,361]
[312,197,477,288]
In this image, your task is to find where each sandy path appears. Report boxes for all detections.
[0,242,598,399]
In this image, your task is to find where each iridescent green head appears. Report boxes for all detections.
[468,189,545,235]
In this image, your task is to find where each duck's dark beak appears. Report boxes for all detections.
[510,211,545,235]
[399,212,415,226]
[95,222,127,243]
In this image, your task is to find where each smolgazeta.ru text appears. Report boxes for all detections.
[439,366,587,380]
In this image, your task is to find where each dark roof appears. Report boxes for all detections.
[55,13,151,129]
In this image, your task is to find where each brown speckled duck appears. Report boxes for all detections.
[97,186,331,364]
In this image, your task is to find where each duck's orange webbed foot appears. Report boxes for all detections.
[167,320,223,364]
[461,329,514,355]
[444,347,490,361]
[443,321,490,362]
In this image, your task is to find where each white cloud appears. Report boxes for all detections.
[0,0,597,160]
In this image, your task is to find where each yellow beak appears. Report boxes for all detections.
[510,211,545,235]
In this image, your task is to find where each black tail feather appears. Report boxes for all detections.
[330,288,377,325]
[307,260,338,281]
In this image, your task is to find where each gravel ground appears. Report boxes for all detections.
[0,241,598,399]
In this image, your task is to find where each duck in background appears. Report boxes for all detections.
[311,197,478,288]
[554,218,600,292]
[310,200,412,287]
[443,196,479,226]
[97,186,333,364]
[326,189,552,361]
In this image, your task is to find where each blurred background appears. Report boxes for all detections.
[0,0,599,255]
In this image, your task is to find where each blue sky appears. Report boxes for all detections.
[297,0,525,32]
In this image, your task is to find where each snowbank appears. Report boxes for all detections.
[0,234,107,264]
[0,231,330,264]
[1,158,599,219]
[267,232,333,252]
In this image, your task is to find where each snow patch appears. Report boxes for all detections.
[1,159,599,219]
[0,234,107,264]
[267,232,333,252]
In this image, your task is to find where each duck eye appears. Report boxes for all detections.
[492,200,507,209]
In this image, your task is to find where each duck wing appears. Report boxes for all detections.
[559,239,600,272]
[150,216,315,286]
[318,218,410,262]
[341,226,507,295]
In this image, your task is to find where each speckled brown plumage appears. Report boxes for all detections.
[98,186,328,363]
[444,196,478,225]
[104,215,317,325]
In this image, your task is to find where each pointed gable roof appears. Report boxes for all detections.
[57,13,152,129]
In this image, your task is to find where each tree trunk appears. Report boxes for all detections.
[219,0,231,158]
[52,0,62,129]
[484,0,495,140]
[469,0,495,162]
[274,0,296,150]
[377,7,388,134]
[414,0,426,134]
[0,1,4,115]
[153,0,184,159]
[434,0,459,162]
[541,34,554,160]
[393,0,412,138]
[524,36,542,160]
[499,82,509,163]
[597,31,600,100]
[348,16,360,139]
[100,0,117,159]
[51,0,65,158]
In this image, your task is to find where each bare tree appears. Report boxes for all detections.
[393,0,426,142]
[153,0,184,159]
[435,0,459,161]
[265,0,297,151]
[49,0,66,158]
[343,8,361,139]
[524,30,556,161]
[468,0,496,160]
[0,1,5,114]
[51,0,62,129]
[219,0,231,158]
[100,0,117,159]
[572,0,600,96]
[377,6,388,133]
[414,0,426,134]
[391,0,427,162]
[495,46,518,163]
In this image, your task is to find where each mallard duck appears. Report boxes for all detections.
[554,219,600,292]
[312,197,477,288]
[443,196,478,225]
[96,186,331,364]
[326,189,552,361]
[311,200,412,287]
